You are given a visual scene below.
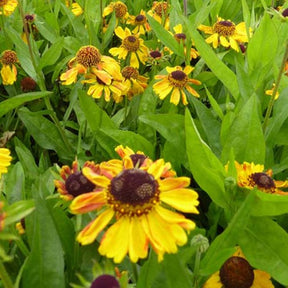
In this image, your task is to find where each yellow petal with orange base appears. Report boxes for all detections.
[82,167,111,187]
[69,191,106,214]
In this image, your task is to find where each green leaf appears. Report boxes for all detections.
[101,13,116,51]
[22,195,65,288]
[18,107,75,159]
[139,113,186,166]
[185,109,227,208]
[189,96,222,156]
[239,217,288,285]
[200,190,256,275]
[221,95,265,164]
[35,15,58,43]
[185,19,239,99]
[147,14,185,58]
[4,200,35,226]
[247,13,278,82]
[38,37,64,69]
[0,91,52,118]
[265,87,288,144]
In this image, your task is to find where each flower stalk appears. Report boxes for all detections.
[262,42,288,132]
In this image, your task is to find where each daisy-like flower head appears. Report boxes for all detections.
[204,247,274,288]
[172,24,199,60]
[232,161,288,195]
[120,66,148,100]
[70,145,199,263]
[103,1,128,21]
[198,17,251,52]
[90,275,120,288]
[20,76,37,92]
[153,66,201,105]
[109,27,149,68]
[60,45,122,85]
[0,0,18,16]
[148,1,170,30]
[265,83,280,100]
[54,160,98,201]
[82,71,127,102]
[0,50,18,85]
[0,148,12,178]
[127,10,151,35]
[65,0,83,16]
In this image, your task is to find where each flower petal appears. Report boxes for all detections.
[77,208,114,245]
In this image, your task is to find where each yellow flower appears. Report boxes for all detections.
[0,50,18,85]
[153,66,201,105]
[0,148,12,178]
[109,27,149,68]
[147,1,170,30]
[126,10,151,35]
[65,0,83,16]
[0,0,18,16]
[265,83,280,100]
[54,160,98,201]
[232,161,288,195]
[117,66,148,101]
[198,17,251,52]
[203,247,274,288]
[16,219,25,235]
[82,71,127,102]
[60,45,122,85]
[70,145,199,263]
[171,24,199,60]
[103,1,129,21]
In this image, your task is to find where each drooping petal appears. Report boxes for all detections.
[99,216,130,263]
[77,208,114,245]
[82,167,111,187]
[130,52,139,68]
[170,88,180,105]
[69,191,106,214]
[1,64,17,85]
[129,217,149,262]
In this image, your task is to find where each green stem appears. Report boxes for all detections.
[131,262,138,283]
[0,261,14,288]
[15,237,30,257]
[18,0,74,153]
[192,249,202,288]
[263,42,288,132]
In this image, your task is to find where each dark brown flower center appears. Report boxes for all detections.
[110,169,157,205]
[121,66,139,79]
[282,8,288,17]
[168,70,188,88]
[154,2,168,17]
[213,20,236,36]
[24,14,35,23]
[65,171,96,197]
[21,77,37,92]
[220,256,254,288]
[251,173,275,190]
[114,2,128,18]
[76,46,101,67]
[174,33,186,41]
[171,70,187,81]
[1,50,18,65]
[150,50,162,58]
[130,154,147,167]
[135,14,145,24]
[90,274,120,288]
[123,36,140,52]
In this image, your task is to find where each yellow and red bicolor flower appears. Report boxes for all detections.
[230,161,288,195]
[70,145,199,263]
[54,160,98,201]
